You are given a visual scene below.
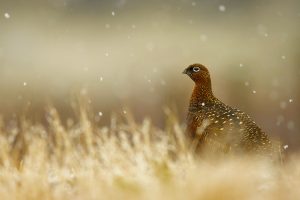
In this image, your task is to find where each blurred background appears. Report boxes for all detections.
[0,0,299,151]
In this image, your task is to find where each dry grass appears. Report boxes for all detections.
[0,104,299,200]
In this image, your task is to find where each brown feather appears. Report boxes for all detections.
[183,64,281,158]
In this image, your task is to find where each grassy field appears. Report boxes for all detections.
[0,104,299,200]
[1,1,299,199]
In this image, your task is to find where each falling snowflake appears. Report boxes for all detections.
[80,88,87,96]
[289,99,293,103]
[218,5,226,12]
[123,110,127,114]
[160,80,166,86]
[188,19,194,24]
[23,82,27,86]
[283,145,288,150]
[280,101,287,109]
[112,11,115,16]
[99,77,103,82]
[104,53,109,57]
[4,13,10,19]
[252,90,257,94]
[146,42,155,52]
[281,55,286,60]
[98,112,103,116]
[239,63,244,67]
[200,34,207,42]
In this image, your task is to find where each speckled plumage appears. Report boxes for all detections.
[183,64,274,155]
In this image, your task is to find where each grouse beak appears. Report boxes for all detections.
[182,68,188,74]
[182,68,190,75]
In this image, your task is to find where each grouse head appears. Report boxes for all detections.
[183,63,211,85]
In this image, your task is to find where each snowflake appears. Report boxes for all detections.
[218,5,226,12]
[4,13,10,19]
[200,34,207,42]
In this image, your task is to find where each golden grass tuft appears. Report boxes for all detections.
[0,105,299,200]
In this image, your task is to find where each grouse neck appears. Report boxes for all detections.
[189,83,214,110]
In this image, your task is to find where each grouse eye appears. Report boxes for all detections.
[193,67,200,73]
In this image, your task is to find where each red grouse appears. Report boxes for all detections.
[183,63,275,156]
